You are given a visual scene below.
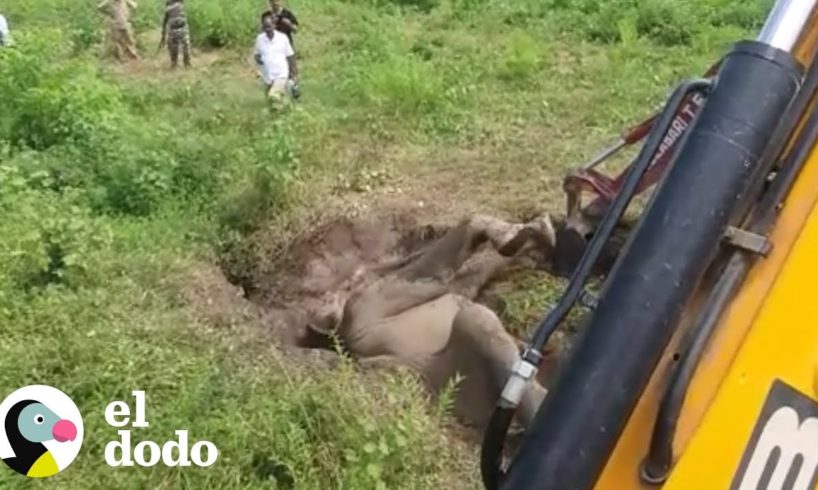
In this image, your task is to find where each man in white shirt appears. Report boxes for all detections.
[254,15,298,108]
[0,14,11,47]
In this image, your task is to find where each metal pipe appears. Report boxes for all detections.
[758,0,818,52]
[641,46,818,484]
[500,41,802,490]
[479,79,712,490]
[582,139,627,171]
[640,254,749,484]
[524,79,712,367]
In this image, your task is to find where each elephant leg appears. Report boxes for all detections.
[449,251,511,301]
[342,277,449,330]
[469,214,528,251]
[440,300,547,429]
[398,214,531,283]
[358,354,406,371]
[497,214,556,257]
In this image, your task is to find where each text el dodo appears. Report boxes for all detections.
[104,391,218,468]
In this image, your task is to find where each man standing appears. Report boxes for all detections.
[160,0,191,69]
[260,0,299,47]
[254,15,298,110]
[0,13,11,47]
[97,0,140,61]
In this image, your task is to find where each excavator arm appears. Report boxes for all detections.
[481,2,818,489]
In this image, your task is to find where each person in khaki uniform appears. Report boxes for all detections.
[97,0,140,61]
[160,0,191,68]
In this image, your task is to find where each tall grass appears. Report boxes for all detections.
[0,0,778,487]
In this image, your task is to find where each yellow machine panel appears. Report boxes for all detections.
[593,130,818,489]
[665,169,818,487]
[482,5,818,490]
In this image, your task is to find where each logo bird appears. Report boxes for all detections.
[3,399,77,477]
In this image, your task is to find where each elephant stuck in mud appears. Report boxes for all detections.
[291,213,559,430]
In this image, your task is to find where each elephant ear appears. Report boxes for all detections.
[306,319,334,336]
[301,321,336,350]
[304,303,342,338]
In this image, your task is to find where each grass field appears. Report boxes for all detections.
[0,0,772,488]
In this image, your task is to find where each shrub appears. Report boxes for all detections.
[450,0,489,17]
[0,29,124,152]
[0,165,112,291]
[707,1,771,30]
[96,149,177,217]
[363,56,444,117]
[0,28,248,218]
[185,0,260,48]
[499,30,545,82]
[545,0,770,45]
[386,0,441,13]
[3,0,104,50]
[635,0,699,46]
[218,121,301,236]
[573,0,638,43]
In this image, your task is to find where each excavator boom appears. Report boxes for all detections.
[481,1,818,489]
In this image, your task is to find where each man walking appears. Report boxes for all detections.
[260,0,299,47]
[97,0,140,61]
[160,0,191,69]
[254,15,298,110]
[0,13,11,47]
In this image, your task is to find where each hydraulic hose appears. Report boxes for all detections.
[500,40,802,490]
[479,78,712,490]
[523,78,712,367]
[480,406,515,490]
[641,47,818,483]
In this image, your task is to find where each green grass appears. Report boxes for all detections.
[0,0,773,487]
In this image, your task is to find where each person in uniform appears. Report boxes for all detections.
[97,0,140,61]
[0,13,12,47]
[160,0,191,68]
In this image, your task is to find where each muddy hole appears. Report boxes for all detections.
[212,208,629,430]
[216,207,631,351]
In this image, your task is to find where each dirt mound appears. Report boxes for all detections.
[218,210,451,350]
[215,203,630,355]
[250,211,443,307]
[219,208,559,354]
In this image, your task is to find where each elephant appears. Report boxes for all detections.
[300,213,557,430]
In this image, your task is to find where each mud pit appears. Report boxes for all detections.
[215,197,641,437]
[266,218,507,326]
[246,214,545,331]
[220,211,553,408]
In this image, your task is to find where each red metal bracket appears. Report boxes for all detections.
[563,61,721,224]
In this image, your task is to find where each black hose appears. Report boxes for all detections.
[480,406,515,490]
[751,107,818,230]
[641,50,818,484]
[501,42,802,490]
[641,254,749,483]
[479,78,712,490]
[522,78,712,365]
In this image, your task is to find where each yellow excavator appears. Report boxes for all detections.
[480,1,818,489]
